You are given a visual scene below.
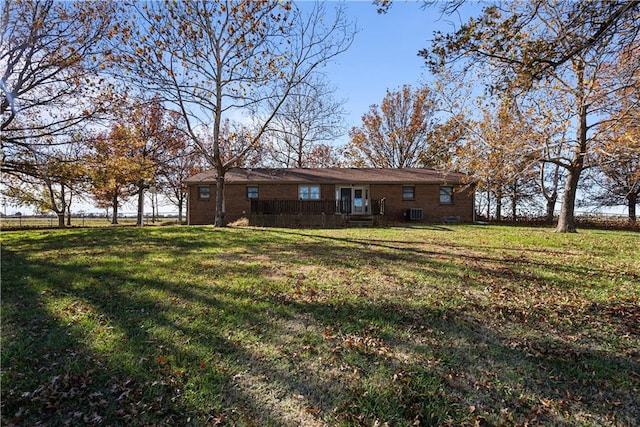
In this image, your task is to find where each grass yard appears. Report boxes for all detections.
[1,225,638,426]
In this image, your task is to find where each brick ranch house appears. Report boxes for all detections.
[185,167,476,227]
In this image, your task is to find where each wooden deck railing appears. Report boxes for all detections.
[250,199,385,215]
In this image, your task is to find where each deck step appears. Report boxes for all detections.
[346,215,374,227]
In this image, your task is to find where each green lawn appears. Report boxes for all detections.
[2,225,638,426]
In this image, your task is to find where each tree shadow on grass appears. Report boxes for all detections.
[2,228,639,426]
[290,298,640,425]
[0,239,267,419]
[391,224,457,231]
[270,228,638,293]
[1,248,231,425]
[4,244,381,426]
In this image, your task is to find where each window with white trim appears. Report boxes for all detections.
[299,185,321,200]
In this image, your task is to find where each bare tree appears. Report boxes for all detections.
[263,75,347,167]
[1,0,118,176]
[158,141,203,224]
[116,1,355,226]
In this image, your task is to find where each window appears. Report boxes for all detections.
[247,186,259,199]
[198,185,210,200]
[439,186,453,204]
[402,186,415,200]
[299,185,320,200]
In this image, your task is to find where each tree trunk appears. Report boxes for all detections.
[111,196,119,225]
[214,172,225,227]
[152,191,157,223]
[48,182,66,228]
[495,189,502,221]
[540,161,560,223]
[511,183,518,221]
[297,139,303,168]
[628,192,637,223]
[556,119,587,232]
[136,182,145,226]
[57,211,65,228]
[178,198,183,223]
[212,60,225,227]
[486,188,491,220]
[556,64,588,233]
[297,129,305,168]
[545,194,557,223]
[555,166,581,232]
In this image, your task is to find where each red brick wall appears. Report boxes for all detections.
[370,184,475,223]
[187,184,215,225]
[188,182,475,225]
[189,182,339,224]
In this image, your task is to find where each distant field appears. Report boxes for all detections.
[2,225,638,426]
[1,216,181,229]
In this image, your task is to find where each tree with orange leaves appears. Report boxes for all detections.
[590,105,640,222]
[89,125,147,225]
[118,96,186,226]
[345,84,456,168]
[157,140,203,224]
[456,98,537,220]
[422,0,640,232]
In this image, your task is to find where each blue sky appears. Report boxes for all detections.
[319,1,479,138]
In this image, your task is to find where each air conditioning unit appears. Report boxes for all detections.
[407,208,423,221]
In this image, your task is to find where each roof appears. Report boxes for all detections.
[185,168,472,185]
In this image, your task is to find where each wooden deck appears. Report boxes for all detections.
[249,199,386,228]
[250,199,385,216]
